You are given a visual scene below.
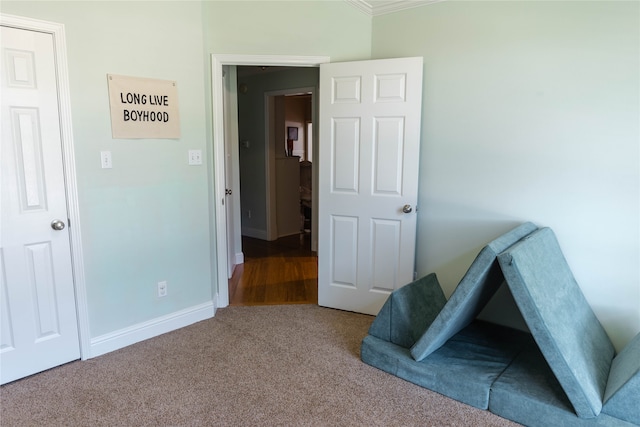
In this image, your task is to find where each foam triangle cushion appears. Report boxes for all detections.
[410,222,538,362]
[367,272,446,349]
[498,228,615,419]
[602,332,640,424]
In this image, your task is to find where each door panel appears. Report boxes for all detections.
[374,117,404,194]
[1,26,80,384]
[370,218,401,292]
[318,57,423,315]
[330,215,358,287]
[332,117,360,192]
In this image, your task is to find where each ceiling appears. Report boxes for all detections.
[346,0,442,16]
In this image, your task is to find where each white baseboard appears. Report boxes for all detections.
[241,227,267,240]
[235,252,244,265]
[278,230,301,238]
[89,301,215,359]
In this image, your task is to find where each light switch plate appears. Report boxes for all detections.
[188,149,202,165]
[100,151,112,169]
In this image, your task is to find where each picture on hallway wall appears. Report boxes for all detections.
[287,126,298,141]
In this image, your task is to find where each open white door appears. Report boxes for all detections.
[223,65,243,278]
[1,25,81,384]
[318,57,423,315]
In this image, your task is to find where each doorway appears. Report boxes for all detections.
[211,54,329,308]
[263,87,315,241]
[228,68,317,305]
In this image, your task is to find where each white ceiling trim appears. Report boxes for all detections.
[346,0,443,16]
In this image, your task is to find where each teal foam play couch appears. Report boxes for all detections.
[361,223,640,426]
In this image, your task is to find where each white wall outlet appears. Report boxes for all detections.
[100,151,112,169]
[188,149,202,165]
[157,281,167,297]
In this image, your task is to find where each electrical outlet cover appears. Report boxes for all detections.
[157,281,167,297]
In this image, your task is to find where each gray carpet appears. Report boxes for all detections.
[0,305,519,426]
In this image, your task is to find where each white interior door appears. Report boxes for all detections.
[1,25,80,384]
[318,57,423,315]
[223,65,242,278]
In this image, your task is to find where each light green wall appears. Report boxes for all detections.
[2,1,213,337]
[202,0,372,61]
[373,1,639,350]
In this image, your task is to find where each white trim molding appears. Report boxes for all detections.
[89,302,215,359]
[346,0,443,16]
[0,13,91,361]
[241,226,268,241]
[235,252,244,266]
[213,54,330,68]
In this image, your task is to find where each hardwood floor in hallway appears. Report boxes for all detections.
[228,234,318,306]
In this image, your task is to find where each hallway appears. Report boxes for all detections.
[228,235,317,306]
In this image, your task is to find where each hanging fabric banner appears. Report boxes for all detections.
[107,74,180,139]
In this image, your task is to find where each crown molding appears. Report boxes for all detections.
[347,0,443,16]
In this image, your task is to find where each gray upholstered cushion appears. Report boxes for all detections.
[363,321,530,409]
[410,222,538,361]
[498,228,615,419]
[602,333,640,424]
[367,273,446,348]
[489,345,635,427]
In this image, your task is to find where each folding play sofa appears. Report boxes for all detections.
[361,223,640,426]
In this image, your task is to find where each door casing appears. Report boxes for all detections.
[210,54,329,307]
[0,13,90,359]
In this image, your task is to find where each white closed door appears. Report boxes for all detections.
[1,25,80,384]
[318,57,423,315]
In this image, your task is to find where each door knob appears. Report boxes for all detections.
[51,219,66,230]
[402,204,413,214]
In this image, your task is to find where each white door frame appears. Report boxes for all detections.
[210,54,329,307]
[0,14,90,359]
